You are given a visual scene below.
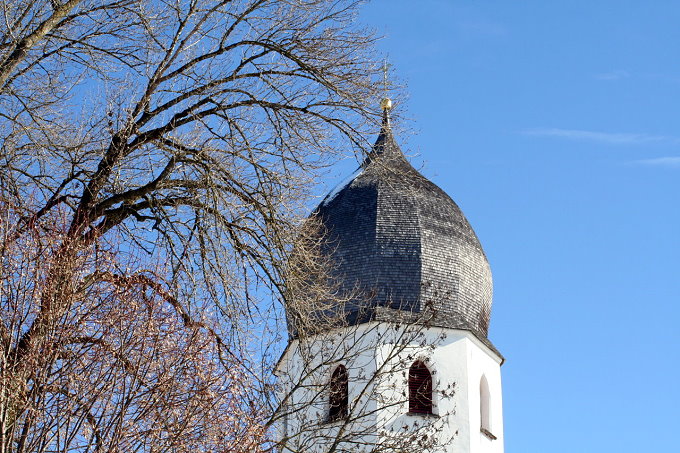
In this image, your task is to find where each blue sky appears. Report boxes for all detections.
[330,1,680,451]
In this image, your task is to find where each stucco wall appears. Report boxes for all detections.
[276,323,504,453]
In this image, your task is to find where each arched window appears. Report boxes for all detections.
[408,360,433,415]
[480,375,492,433]
[328,365,348,421]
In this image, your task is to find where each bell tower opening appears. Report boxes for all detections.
[408,360,433,415]
[328,365,349,421]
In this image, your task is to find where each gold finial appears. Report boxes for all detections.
[381,57,392,111]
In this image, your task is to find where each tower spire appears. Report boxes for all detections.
[363,58,402,165]
[380,57,393,126]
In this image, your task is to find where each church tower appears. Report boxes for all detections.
[275,100,504,453]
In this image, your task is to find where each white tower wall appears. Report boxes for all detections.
[276,323,504,453]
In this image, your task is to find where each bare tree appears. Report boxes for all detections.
[0,0,391,451]
[1,202,271,452]
[1,1,459,451]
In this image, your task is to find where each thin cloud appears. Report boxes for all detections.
[594,70,630,81]
[629,157,680,167]
[521,128,674,145]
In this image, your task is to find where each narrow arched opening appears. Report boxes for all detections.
[480,375,492,433]
[328,365,348,421]
[408,360,433,415]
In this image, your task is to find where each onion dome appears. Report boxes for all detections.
[311,102,494,339]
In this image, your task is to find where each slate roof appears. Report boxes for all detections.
[309,110,495,343]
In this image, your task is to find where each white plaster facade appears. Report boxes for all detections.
[275,322,504,453]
